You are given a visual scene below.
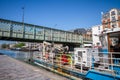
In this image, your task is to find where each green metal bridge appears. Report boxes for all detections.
[0,18,92,44]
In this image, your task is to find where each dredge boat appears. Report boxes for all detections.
[33,37,120,80]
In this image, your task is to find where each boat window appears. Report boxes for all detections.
[78,57,81,62]
[78,51,82,57]
[83,51,86,53]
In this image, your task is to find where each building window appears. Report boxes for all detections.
[119,11,120,15]
[98,26,100,30]
[103,13,109,19]
[111,16,116,22]
[111,11,115,16]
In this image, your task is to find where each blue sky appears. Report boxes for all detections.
[0,0,120,30]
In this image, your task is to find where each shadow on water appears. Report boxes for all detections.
[0,49,35,62]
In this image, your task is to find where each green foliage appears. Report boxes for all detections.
[1,44,9,49]
[14,43,25,48]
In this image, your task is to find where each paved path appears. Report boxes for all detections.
[0,55,69,80]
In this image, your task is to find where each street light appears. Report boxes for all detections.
[22,6,25,38]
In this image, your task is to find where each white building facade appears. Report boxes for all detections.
[101,8,120,52]
[92,25,103,47]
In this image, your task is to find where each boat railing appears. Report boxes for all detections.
[33,51,120,78]
[86,52,120,75]
[33,53,89,78]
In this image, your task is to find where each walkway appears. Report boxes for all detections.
[0,55,69,80]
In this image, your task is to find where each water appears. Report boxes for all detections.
[0,49,37,61]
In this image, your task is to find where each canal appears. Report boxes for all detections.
[0,49,71,80]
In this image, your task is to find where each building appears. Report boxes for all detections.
[73,28,86,34]
[82,28,92,48]
[101,8,120,52]
[102,8,120,31]
[71,28,92,48]
[92,25,103,47]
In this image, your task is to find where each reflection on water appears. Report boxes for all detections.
[0,49,39,61]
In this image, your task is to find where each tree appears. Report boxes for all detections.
[14,43,25,48]
[1,44,9,49]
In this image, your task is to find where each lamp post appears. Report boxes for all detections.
[22,7,25,38]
